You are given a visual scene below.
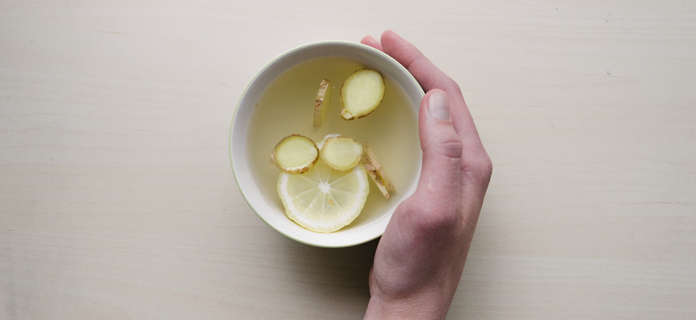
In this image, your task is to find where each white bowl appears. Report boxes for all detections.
[230,41,423,247]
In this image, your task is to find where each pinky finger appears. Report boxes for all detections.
[360,35,383,52]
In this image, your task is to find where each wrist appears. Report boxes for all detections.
[364,289,451,320]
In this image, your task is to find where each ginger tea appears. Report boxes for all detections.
[246,57,420,229]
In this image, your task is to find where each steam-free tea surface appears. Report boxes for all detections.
[247,57,420,230]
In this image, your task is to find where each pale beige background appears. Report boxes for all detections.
[1,1,695,319]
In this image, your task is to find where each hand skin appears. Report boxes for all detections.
[361,31,493,320]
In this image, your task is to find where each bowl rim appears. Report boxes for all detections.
[229,40,424,247]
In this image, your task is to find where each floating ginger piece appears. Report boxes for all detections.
[313,79,332,128]
[340,69,385,120]
[320,136,363,171]
[364,162,390,200]
[270,134,319,174]
[363,142,395,199]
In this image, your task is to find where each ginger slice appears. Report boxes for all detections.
[316,133,341,150]
[364,142,395,193]
[320,136,363,171]
[364,162,390,200]
[313,79,332,128]
[270,134,319,174]
[340,69,385,120]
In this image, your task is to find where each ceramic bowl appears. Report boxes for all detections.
[230,41,423,247]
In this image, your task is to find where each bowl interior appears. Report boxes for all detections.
[231,41,423,247]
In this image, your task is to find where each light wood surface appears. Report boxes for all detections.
[2,1,695,319]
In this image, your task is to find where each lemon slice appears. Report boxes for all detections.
[277,159,370,233]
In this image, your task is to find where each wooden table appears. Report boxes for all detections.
[2,1,695,319]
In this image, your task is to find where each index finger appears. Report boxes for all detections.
[377,30,486,157]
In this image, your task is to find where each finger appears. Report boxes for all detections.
[360,35,384,52]
[380,30,487,165]
[379,30,454,93]
[412,89,463,221]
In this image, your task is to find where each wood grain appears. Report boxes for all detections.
[1,0,695,319]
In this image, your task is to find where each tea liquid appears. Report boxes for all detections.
[247,57,420,227]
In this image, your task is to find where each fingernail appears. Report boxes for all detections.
[428,91,450,120]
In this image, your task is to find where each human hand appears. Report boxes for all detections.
[361,31,493,320]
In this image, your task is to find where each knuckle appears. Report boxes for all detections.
[438,138,464,160]
[476,154,493,182]
[478,154,493,177]
[466,153,493,183]
[445,77,462,95]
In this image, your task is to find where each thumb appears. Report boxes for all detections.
[414,90,463,210]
